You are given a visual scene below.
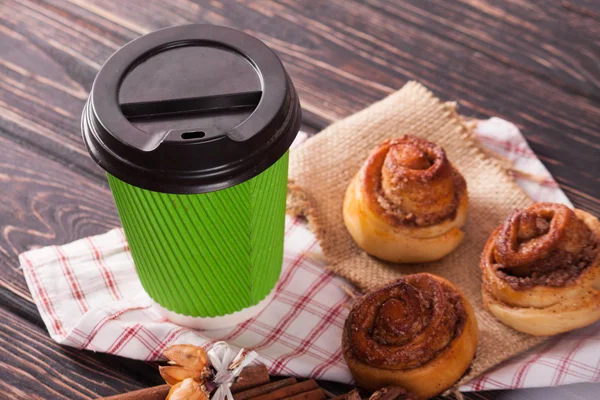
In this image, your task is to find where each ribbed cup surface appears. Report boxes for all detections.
[108,152,289,317]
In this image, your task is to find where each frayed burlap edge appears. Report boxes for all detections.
[286,81,548,388]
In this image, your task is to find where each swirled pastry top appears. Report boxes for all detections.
[361,135,466,227]
[343,273,467,369]
[492,203,598,289]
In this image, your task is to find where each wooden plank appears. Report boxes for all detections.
[0,1,599,399]
[0,0,598,215]
[562,0,600,18]
[0,132,120,304]
[0,307,163,399]
[359,0,600,99]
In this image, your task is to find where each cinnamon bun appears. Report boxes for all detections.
[342,273,478,399]
[343,136,467,263]
[481,203,600,336]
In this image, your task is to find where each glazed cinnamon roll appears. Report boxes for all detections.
[342,273,478,399]
[343,136,467,263]
[481,203,600,336]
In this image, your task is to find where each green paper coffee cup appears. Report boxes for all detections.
[81,25,301,329]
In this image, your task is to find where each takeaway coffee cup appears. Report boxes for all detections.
[81,25,301,329]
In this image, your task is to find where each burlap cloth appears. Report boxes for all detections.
[287,81,546,386]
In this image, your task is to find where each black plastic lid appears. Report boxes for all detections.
[82,24,301,194]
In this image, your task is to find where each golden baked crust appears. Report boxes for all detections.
[481,203,600,336]
[343,136,467,263]
[342,273,478,399]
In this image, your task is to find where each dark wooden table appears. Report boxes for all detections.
[1,1,599,399]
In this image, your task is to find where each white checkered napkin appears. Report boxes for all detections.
[20,119,599,391]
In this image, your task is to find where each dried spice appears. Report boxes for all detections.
[159,344,209,384]
[160,345,210,400]
[160,342,261,400]
[167,378,209,400]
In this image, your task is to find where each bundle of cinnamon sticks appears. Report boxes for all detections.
[99,365,270,400]
[99,365,415,400]
[100,366,325,400]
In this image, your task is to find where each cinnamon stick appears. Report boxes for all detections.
[251,380,320,400]
[283,389,326,400]
[234,378,298,400]
[98,384,170,400]
[231,365,271,393]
